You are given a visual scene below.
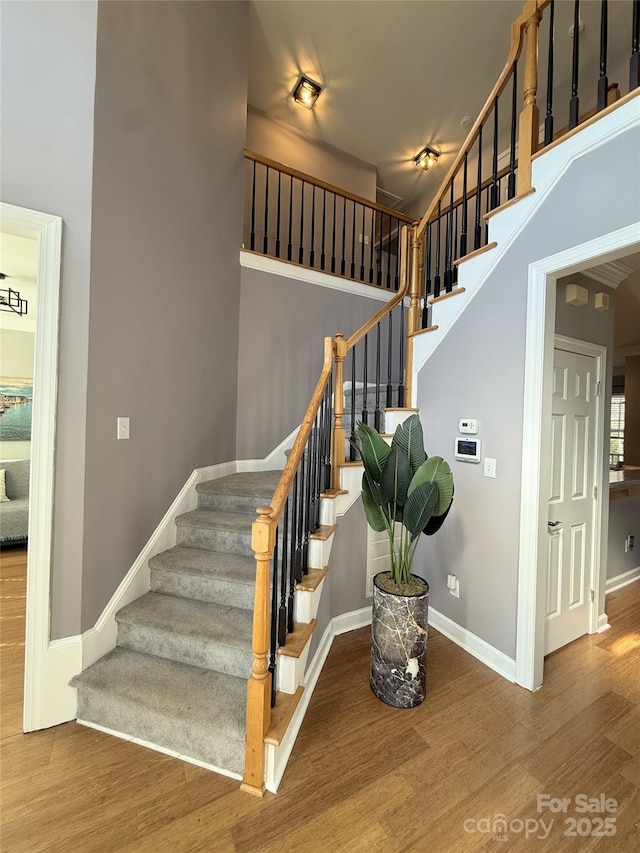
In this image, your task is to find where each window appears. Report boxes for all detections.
[610,394,625,467]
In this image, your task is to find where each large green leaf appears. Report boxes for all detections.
[417,456,454,516]
[424,491,454,535]
[361,471,387,532]
[391,414,426,474]
[357,421,390,482]
[404,481,439,539]
[380,446,412,509]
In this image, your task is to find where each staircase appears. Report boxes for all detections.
[71,470,283,779]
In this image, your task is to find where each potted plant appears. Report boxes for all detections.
[357,414,454,708]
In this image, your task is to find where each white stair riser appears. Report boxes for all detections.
[320,498,336,526]
[295,577,325,624]
[308,534,334,570]
[383,409,415,433]
[277,643,312,694]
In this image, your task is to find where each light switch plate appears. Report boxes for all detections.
[117,417,130,440]
[484,457,496,478]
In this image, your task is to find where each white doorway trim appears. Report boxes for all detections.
[0,202,63,730]
[515,221,640,692]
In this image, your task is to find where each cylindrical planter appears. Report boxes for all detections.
[370,572,429,708]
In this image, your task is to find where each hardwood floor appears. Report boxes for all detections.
[1,546,639,852]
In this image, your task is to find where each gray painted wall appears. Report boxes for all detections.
[1,0,99,635]
[414,124,640,659]
[236,266,389,458]
[79,1,249,632]
[607,495,640,580]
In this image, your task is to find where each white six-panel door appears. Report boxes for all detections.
[545,347,598,655]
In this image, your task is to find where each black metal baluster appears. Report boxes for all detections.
[485,185,490,244]
[376,215,383,285]
[331,193,337,273]
[631,0,640,90]
[362,334,369,425]
[350,347,357,460]
[263,166,269,255]
[360,205,366,280]
[299,182,305,264]
[569,0,581,129]
[288,473,298,634]
[386,214,392,289]
[269,529,279,706]
[295,460,304,583]
[393,219,400,293]
[598,1,609,111]
[350,203,357,279]
[369,208,375,283]
[510,61,519,192]
[310,184,316,267]
[386,312,394,406]
[474,125,483,250]
[308,422,318,536]
[423,221,432,326]
[434,202,442,298]
[250,160,256,251]
[460,155,468,257]
[341,197,347,276]
[278,499,288,646]
[322,380,332,490]
[544,3,555,146]
[287,175,293,261]
[374,323,381,431]
[320,189,327,270]
[490,99,499,210]
[275,170,282,258]
[453,203,459,286]
[444,183,453,292]
[300,448,309,575]
[397,302,405,407]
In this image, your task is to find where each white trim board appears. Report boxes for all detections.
[1,203,64,733]
[606,567,640,595]
[240,250,395,304]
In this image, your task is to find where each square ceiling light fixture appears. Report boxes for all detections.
[293,75,323,109]
[414,146,440,171]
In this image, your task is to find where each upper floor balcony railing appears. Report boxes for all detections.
[243,150,413,292]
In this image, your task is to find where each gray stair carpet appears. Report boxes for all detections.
[71,469,282,779]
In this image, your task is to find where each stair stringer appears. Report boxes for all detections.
[410,93,640,405]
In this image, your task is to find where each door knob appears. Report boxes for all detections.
[548,520,562,527]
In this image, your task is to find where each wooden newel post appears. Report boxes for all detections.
[407,226,422,337]
[241,506,275,796]
[331,333,347,491]
[517,6,543,195]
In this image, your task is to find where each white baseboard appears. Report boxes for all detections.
[605,566,640,594]
[76,718,242,782]
[25,635,82,730]
[428,607,517,683]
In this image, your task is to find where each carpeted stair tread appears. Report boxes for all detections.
[175,509,255,555]
[197,470,282,512]
[149,547,256,609]
[71,647,246,775]
[116,592,253,677]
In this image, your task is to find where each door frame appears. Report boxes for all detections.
[0,202,62,730]
[515,222,639,692]
[549,335,606,650]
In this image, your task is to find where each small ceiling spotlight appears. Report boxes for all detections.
[414,146,440,171]
[292,75,323,109]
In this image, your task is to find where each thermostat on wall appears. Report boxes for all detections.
[455,436,481,463]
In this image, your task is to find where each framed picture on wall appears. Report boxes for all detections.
[0,378,34,441]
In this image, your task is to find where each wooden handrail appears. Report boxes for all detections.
[416,0,552,240]
[244,149,414,223]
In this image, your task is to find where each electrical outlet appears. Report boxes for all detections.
[447,573,460,598]
[484,457,497,478]
[625,534,635,553]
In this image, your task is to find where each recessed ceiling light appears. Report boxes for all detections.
[413,146,440,171]
[293,75,323,109]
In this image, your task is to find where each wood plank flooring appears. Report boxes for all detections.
[1,546,639,851]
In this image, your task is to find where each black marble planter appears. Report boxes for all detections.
[370,573,429,708]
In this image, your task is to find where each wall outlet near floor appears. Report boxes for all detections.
[625,534,635,553]
[447,573,460,598]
